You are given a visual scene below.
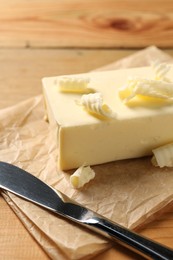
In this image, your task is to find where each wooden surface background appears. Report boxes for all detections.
[1,1,173,259]
[1,0,173,48]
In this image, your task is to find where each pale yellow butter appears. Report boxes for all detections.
[70,166,95,188]
[42,66,173,170]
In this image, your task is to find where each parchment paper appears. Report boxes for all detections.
[1,46,173,260]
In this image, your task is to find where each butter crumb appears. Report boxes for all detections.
[70,166,95,189]
[152,142,173,168]
[57,76,94,94]
[78,93,116,119]
[119,62,173,103]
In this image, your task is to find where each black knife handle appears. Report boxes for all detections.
[85,217,173,260]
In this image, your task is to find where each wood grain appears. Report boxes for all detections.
[1,0,173,48]
[0,195,49,260]
[0,47,173,259]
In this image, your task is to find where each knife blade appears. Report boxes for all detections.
[0,161,173,259]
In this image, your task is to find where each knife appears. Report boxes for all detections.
[0,162,173,259]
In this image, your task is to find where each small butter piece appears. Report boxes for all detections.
[152,60,171,82]
[119,62,173,103]
[152,142,173,168]
[119,78,173,103]
[57,76,94,94]
[70,166,95,188]
[78,93,116,119]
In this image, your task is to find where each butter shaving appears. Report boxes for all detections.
[152,60,171,82]
[119,62,173,103]
[119,78,173,103]
[152,142,173,168]
[70,166,95,189]
[57,77,94,94]
[78,93,116,119]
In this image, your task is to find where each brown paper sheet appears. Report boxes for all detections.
[0,46,173,260]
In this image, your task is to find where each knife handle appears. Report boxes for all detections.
[85,217,173,259]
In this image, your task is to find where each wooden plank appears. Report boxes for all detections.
[0,195,49,260]
[1,0,173,48]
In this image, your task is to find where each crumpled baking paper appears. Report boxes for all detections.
[0,46,173,260]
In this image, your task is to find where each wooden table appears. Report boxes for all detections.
[1,1,173,259]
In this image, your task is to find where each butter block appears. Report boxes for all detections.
[42,66,173,170]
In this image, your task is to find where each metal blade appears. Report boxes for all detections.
[1,161,173,260]
[0,161,89,222]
